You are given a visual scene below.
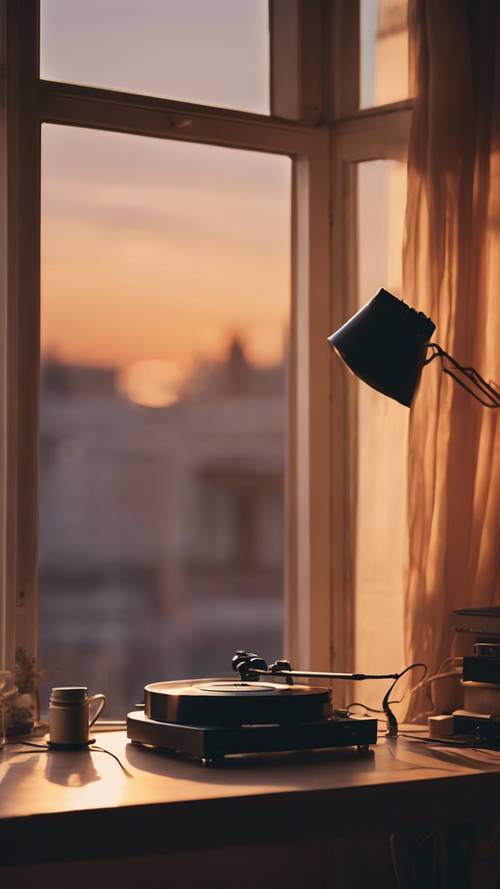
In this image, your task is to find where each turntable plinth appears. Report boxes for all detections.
[127,710,377,764]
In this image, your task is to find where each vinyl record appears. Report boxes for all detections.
[144,678,332,726]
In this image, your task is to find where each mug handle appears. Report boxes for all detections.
[88,693,106,728]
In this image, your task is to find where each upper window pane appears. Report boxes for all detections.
[360,0,409,108]
[40,0,270,114]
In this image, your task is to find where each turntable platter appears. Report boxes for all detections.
[144,678,332,726]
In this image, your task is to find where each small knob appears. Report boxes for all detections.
[270,659,292,673]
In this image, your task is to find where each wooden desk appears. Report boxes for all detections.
[1,729,500,888]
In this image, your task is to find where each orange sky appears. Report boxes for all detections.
[39,1,404,378]
[41,125,290,376]
[40,1,290,378]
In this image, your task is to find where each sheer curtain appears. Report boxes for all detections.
[403,0,500,717]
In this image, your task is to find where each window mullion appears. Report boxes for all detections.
[0,0,40,673]
[38,80,325,156]
[286,132,332,671]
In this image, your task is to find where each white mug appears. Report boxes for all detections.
[49,687,106,747]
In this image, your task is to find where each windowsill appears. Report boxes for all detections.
[1,729,500,868]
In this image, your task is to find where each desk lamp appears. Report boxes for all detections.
[328,287,500,408]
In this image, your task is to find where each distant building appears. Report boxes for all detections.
[40,340,285,716]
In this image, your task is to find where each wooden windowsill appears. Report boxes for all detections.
[1,728,500,868]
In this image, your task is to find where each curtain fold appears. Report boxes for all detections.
[403,0,500,719]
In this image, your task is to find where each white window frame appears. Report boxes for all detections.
[0,0,333,679]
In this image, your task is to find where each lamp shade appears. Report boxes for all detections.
[328,288,436,407]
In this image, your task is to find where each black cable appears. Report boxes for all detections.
[347,663,427,737]
[383,663,427,737]
[347,702,384,714]
[398,731,500,753]
[397,732,434,744]
[347,664,428,712]
[388,663,428,707]
[8,739,132,773]
[90,744,133,776]
[399,731,498,751]
[10,748,50,755]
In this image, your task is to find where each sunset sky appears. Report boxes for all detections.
[39,1,405,380]
[40,1,290,379]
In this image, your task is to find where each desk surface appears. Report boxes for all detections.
[2,729,500,865]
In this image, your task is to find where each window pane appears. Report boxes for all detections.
[354,159,408,708]
[40,0,270,114]
[360,0,409,108]
[40,125,290,717]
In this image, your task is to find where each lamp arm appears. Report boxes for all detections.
[425,343,500,408]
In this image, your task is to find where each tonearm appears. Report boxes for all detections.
[232,651,402,736]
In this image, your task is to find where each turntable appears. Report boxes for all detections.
[127,652,380,765]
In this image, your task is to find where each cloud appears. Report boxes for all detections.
[42,126,291,255]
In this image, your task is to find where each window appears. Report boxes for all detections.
[0,2,332,704]
[1,1,413,718]
[40,125,290,711]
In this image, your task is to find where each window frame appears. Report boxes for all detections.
[0,0,415,694]
[0,0,333,679]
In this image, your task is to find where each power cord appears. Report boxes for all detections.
[347,657,463,724]
[9,739,132,774]
[347,662,428,736]
[382,663,427,736]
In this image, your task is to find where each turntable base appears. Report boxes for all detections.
[126,710,378,765]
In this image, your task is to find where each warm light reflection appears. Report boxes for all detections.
[117,359,183,408]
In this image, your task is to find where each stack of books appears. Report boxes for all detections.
[451,607,500,741]
[463,643,500,711]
